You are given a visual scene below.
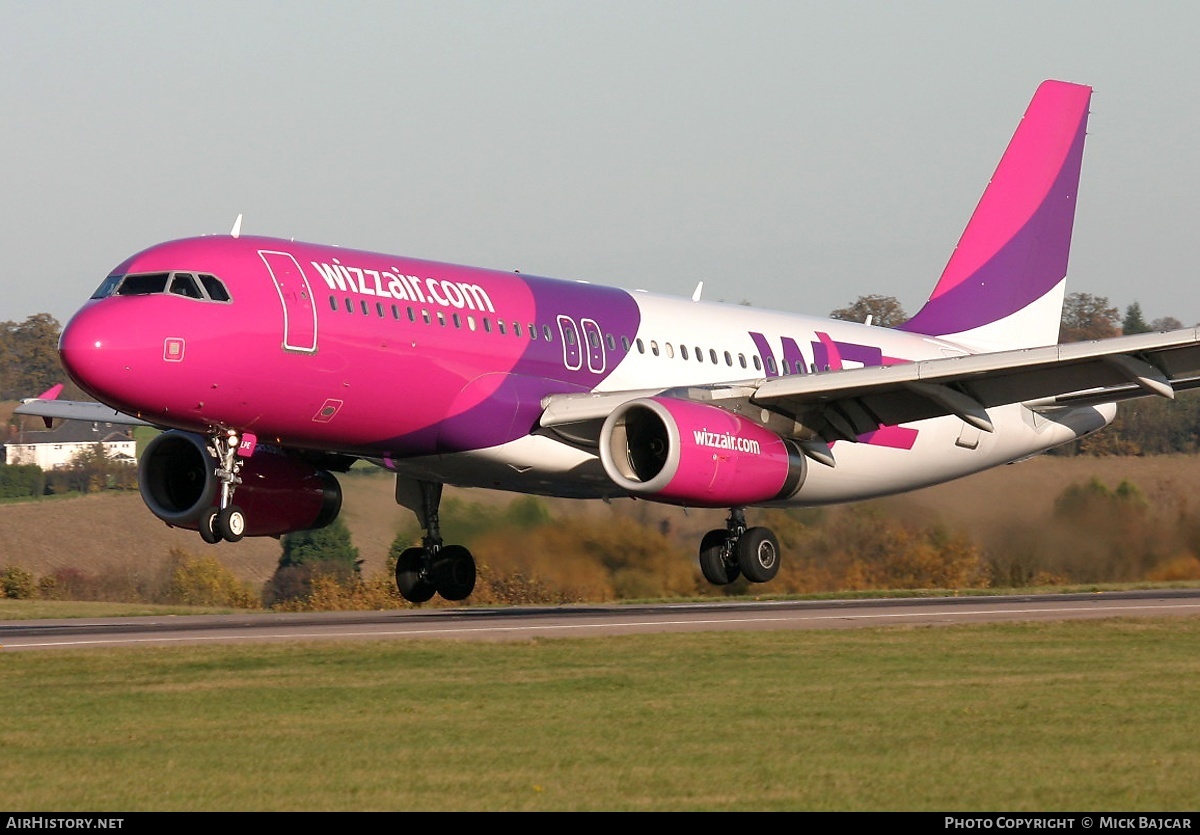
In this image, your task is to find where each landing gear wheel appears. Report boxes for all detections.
[737,526,780,583]
[396,546,436,604]
[432,544,477,601]
[216,505,246,543]
[199,510,221,544]
[699,529,740,585]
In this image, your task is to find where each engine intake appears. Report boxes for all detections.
[599,397,806,507]
[138,430,342,537]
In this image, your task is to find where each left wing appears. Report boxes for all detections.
[540,327,1200,451]
[14,391,155,428]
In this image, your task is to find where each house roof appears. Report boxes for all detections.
[8,421,135,446]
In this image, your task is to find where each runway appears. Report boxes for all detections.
[3,589,1200,651]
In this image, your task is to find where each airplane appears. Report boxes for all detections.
[17,79,1200,604]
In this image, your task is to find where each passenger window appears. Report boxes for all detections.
[680,345,689,360]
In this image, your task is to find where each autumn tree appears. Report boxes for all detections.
[1151,316,1185,332]
[0,314,63,400]
[829,295,907,327]
[1058,293,1119,342]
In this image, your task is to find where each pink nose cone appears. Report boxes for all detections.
[58,302,133,405]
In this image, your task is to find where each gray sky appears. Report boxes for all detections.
[3,1,1199,330]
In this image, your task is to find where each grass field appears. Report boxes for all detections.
[3,616,1200,811]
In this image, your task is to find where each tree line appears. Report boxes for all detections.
[5,474,1199,609]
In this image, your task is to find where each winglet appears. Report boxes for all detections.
[35,384,63,401]
[230,214,243,238]
[899,81,1093,351]
[21,384,64,428]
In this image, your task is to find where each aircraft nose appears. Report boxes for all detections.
[59,302,133,402]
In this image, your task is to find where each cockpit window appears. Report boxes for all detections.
[117,273,170,295]
[169,273,203,299]
[90,271,233,303]
[198,274,231,302]
[90,275,123,299]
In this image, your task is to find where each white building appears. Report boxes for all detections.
[4,421,137,470]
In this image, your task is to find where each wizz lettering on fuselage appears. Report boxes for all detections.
[749,330,907,376]
[310,260,495,313]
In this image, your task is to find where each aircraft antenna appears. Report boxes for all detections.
[230,214,243,238]
[692,281,703,302]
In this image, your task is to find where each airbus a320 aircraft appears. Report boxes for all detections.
[19,80,1200,603]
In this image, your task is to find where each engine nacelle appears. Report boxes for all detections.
[599,397,806,507]
[138,430,343,537]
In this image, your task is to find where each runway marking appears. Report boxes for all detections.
[5,602,1200,649]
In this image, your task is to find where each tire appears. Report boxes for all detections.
[396,546,436,603]
[698,529,739,585]
[216,505,246,543]
[432,544,477,602]
[736,526,780,583]
[198,510,221,544]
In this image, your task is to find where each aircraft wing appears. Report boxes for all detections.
[13,397,155,428]
[540,327,1200,450]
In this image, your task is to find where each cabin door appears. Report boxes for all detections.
[259,250,318,353]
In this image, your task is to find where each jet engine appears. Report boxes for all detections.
[138,430,343,537]
[599,397,806,507]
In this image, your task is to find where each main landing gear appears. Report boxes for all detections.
[393,479,477,603]
[198,428,247,545]
[698,507,780,587]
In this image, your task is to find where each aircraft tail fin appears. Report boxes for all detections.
[898,80,1093,351]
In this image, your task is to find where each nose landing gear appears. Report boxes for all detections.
[198,428,246,544]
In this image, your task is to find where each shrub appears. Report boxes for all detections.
[1,565,38,599]
[164,548,259,608]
